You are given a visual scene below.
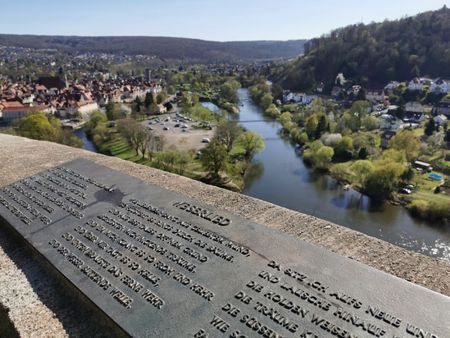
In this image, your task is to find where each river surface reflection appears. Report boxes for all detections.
[203,89,450,260]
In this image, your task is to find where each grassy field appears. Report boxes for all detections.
[97,133,245,189]
[411,171,450,204]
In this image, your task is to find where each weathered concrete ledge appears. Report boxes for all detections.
[1,133,450,337]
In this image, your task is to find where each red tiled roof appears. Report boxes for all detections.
[0,101,24,109]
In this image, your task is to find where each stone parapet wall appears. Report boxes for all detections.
[0,133,449,337]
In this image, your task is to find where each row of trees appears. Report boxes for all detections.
[116,118,165,160]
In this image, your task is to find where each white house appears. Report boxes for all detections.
[77,102,99,115]
[366,89,385,102]
[430,79,450,94]
[384,81,400,91]
[433,114,448,126]
[405,101,424,113]
[408,77,433,92]
[282,91,316,105]
[21,94,35,105]
[408,78,424,91]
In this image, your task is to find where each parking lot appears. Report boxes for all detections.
[143,112,215,152]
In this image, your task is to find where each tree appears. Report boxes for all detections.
[270,83,283,101]
[105,102,119,121]
[355,88,366,101]
[350,160,374,184]
[156,90,167,104]
[185,104,214,126]
[334,135,354,162]
[15,112,58,141]
[154,151,178,172]
[358,147,369,159]
[305,114,319,139]
[87,111,107,130]
[117,118,147,156]
[144,92,155,108]
[389,130,420,161]
[363,163,404,201]
[265,104,280,117]
[279,112,293,130]
[361,116,379,131]
[315,115,327,139]
[236,131,265,162]
[220,80,240,104]
[424,118,436,136]
[445,128,450,142]
[134,96,142,113]
[350,101,370,117]
[303,141,334,169]
[15,112,83,148]
[315,146,334,169]
[200,141,228,176]
[426,131,445,149]
[321,133,342,147]
[342,112,361,133]
[260,93,274,111]
[85,111,108,143]
[353,132,378,156]
[146,134,165,160]
[177,151,191,175]
[214,121,242,153]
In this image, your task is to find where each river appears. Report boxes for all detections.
[202,88,450,261]
[75,90,450,260]
[73,128,97,152]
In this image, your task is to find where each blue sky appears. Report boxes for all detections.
[1,0,450,41]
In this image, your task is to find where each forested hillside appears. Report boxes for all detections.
[277,6,450,92]
[0,35,305,61]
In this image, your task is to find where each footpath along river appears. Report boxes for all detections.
[75,88,450,260]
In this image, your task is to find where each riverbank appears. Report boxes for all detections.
[76,89,450,261]
[248,84,449,223]
[314,154,450,222]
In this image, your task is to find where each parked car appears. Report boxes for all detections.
[201,138,210,143]
[163,127,170,131]
[400,187,412,194]
[174,123,180,128]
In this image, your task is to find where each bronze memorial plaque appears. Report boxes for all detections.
[0,158,448,337]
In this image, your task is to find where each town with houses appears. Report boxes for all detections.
[281,76,450,149]
[0,67,163,124]
[1,64,450,152]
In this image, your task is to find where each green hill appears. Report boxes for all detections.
[0,35,306,62]
[277,6,450,92]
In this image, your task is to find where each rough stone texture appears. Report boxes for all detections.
[1,133,450,337]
